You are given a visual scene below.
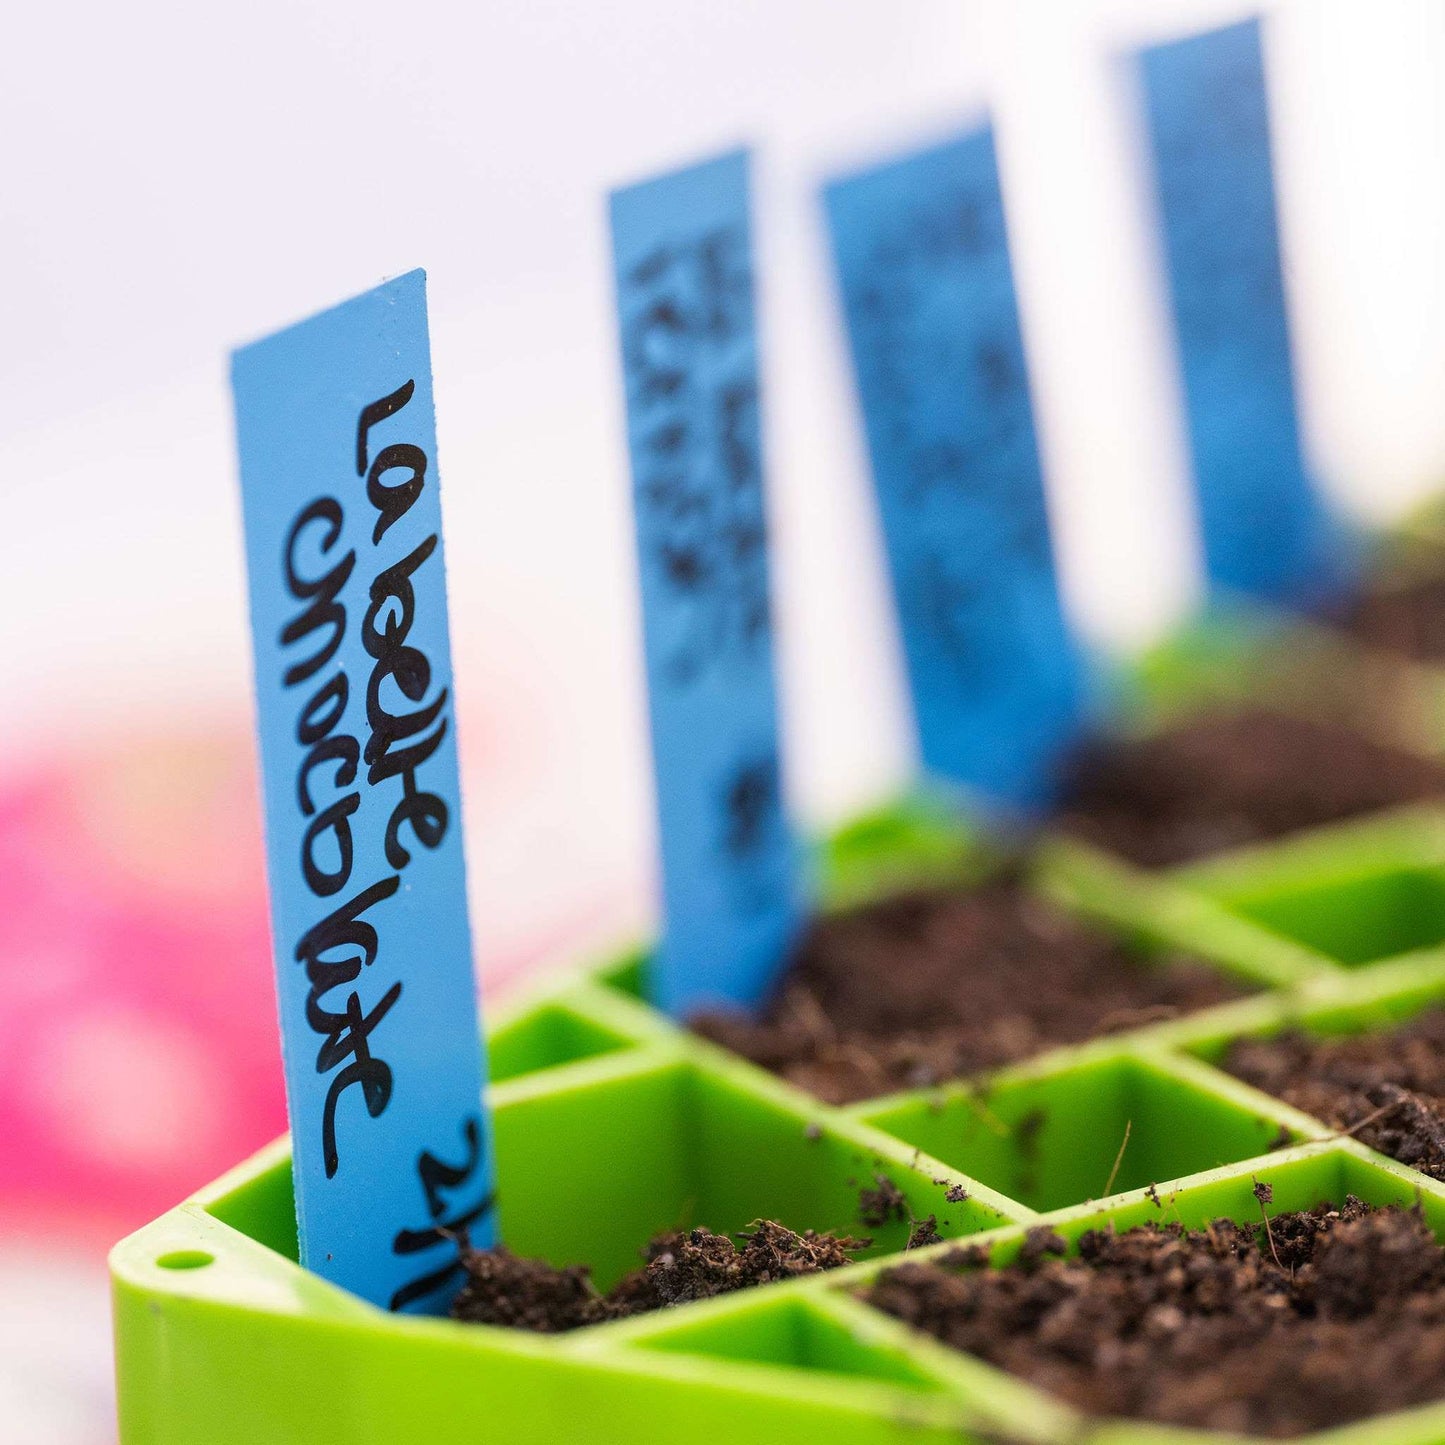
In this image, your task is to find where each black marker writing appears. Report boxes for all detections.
[622,224,771,687]
[276,376,454,1202]
[388,1114,495,1312]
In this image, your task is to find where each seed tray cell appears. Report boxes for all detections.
[1170,808,1445,968]
[852,1046,1302,1214]
[1051,803,1445,991]
[486,998,649,1084]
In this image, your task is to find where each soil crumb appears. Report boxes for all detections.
[906,1215,943,1250]
[867,1199,1445,1437]
[858,1175,909,1229]
[452,1220,866,1333]
[1056,709,1445,868]
[1225,1010,1445,1180]
[693,877,1241,1105]
[1328,573,1445,664]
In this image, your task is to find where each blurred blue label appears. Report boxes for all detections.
[609,150,804,1015]
[1139,18,1349,605]
[824,127,1086,811]
[231,270,494,1314]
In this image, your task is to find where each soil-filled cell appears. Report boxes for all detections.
[1056,710,1445,869]
[689,875,1247,1106]
[1218,997,1445,1183]
[859,1145,1445,1438]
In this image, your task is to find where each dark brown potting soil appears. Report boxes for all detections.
[451,1220,866,1333]
[867,1198,1445,1437]
[692,878,1243,1106]
[1056,709,1445,868]
[1225,1010,1445,1180]
[1328,572,1445,663]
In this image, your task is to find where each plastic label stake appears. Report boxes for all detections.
[824,126,1085,811]
[231,270,494,1313]
[609,149,803,1015]
[1138,17,1347,605]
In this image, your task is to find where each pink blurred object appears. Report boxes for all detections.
[0,730,283,1242]
[0,707,637,1252]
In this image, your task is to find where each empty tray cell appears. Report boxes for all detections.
[1038,835,1330,992]
[200,1142,300,1263]
[487,1001,643,1083]
[621,1292,949,1392]
[856,1051,1295,1214]
[1170,808,1445,970]
[1216,864,1445,967]
[594,948,649,1000]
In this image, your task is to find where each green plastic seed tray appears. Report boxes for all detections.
[113,793,1445,1445]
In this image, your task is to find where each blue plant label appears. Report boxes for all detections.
[609,149,804,1015]
[824,127,1086,811]
[230,270,494,1314]
[1138,18,1349,605]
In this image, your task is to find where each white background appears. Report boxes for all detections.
[6,0,1445,965]
[4,1,1445,1438]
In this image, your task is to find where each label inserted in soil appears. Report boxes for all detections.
[823,126,1085,810]
[231,271,495,1313]
[1137,17,1350,606]
[609,149,805,1014]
